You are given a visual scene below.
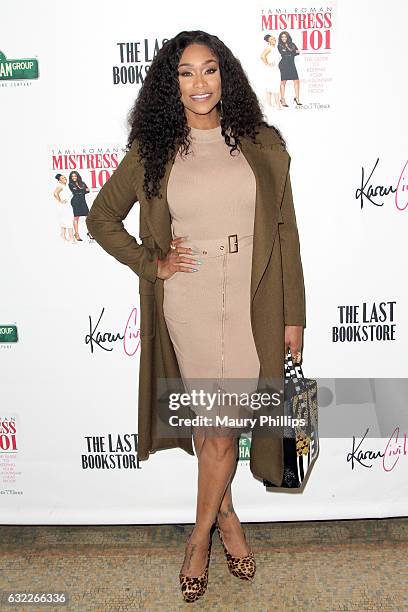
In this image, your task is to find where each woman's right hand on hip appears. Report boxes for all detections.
[157,236,201,280]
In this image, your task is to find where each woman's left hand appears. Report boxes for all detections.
[284,325,303,362]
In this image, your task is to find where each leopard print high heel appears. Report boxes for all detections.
[179,532,212,603]
[216,522,256,581]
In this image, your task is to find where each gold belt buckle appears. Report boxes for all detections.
[228,234,238,253]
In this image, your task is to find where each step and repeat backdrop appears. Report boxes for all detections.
[1,0,407,523]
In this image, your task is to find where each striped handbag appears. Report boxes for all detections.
[263,349,319,489]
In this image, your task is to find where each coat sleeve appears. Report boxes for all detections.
[85,149,160,283]
[279,167,306,328]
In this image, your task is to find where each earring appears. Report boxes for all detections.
[219,98,223,116]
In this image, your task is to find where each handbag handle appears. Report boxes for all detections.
[284,349,308,413]
[284,348,305,381]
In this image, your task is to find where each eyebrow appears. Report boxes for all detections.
[178,58,218,68]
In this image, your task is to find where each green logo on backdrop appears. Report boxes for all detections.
[0,325,18,342]
[0,50,39,80]
[239,435,251,461]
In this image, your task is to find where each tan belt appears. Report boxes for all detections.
[179,233,254,258]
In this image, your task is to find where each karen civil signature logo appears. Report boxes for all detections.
[355,158,407,210]
[347,426,407,472]
[84,306,141,355]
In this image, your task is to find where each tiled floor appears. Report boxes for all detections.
[0,518,407,611]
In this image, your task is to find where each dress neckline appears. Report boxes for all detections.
[189,124,224,143]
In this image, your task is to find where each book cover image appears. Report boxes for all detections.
[257,3,336,112]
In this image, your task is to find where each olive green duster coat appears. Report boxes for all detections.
[86,124,306,487]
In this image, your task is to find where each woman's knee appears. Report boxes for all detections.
[202,434,237,461]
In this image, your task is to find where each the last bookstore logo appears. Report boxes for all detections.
[112,38,168,85]
[81,433,140,470]
[333,300,396,343]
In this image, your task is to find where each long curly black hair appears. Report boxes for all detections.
[278,31,297,52]
[126,29,285,200]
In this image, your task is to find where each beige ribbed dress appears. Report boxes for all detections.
[164,125,260,430]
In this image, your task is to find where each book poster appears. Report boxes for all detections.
[257,2,336,112]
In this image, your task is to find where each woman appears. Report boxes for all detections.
[260,34,282,109]
[68,171,94,242]
[86,30,306,603]
[53,174,75,243]
[277,31,302,107]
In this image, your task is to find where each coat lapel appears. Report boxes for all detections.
[139,135,290,302]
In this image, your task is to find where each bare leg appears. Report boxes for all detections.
[194,430,238,534]
[294,79,301,102]
[216,490,251,556]
[181,428,238,576]
[214,439,251,557]
[182,427,250,576]
[280,81,288,105]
